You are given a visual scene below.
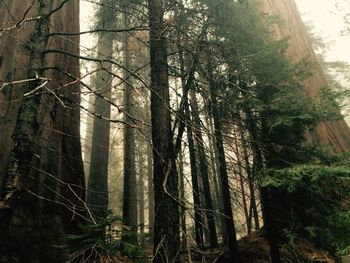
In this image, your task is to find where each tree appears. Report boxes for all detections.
[148,0,180,262]
[0,0,84,262]
[260,0,350,153]
[121,0,138,244]
[185,90,205,254]
[86,0,115,223]
[209,84,240,262]
[190,90,218,248]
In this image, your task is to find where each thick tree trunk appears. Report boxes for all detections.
[0,1,84,262]
[260,0,350,153]
[148,0,180,262]
[121,2,138,244]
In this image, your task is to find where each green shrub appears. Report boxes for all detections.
[262,164,350,255]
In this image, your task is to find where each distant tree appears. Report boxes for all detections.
[121,0,138,245]
[190,90,218,248]
[86,0,115,224]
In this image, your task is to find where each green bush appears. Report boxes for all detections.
[262,164,350,255]
[58,213,146,262]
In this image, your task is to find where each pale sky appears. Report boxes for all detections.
[295,0,350,62]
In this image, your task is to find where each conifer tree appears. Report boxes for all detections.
[87,0,115,223]
[148,0,180,261]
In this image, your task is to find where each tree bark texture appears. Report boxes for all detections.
[260,0,350,153]
[122,3,138,244]
[148,0,180,262]
[0,1,84,262]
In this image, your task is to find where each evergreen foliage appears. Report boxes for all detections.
[198,0,350,258]
[262,163,350,255]
[58,214,146,262]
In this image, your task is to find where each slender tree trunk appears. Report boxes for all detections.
[208,65,239,261]
[238,119,260,231]
[205,106,227,243]
[86,30,113,222]
[86,65,111,220]
[144,93,154,244]
[232,127,250,234]
[148,0,180,261]
[147,129,154,244]
[83,92,95,184]
[185,95,205,254]
[260,187,281,263]
[174,78,188,250]
[190,90,218,248]
[243,104,281,263]
[121,2,138,244]
[177,26,204,253]
[138,145,145,246]
[178,150,188,250]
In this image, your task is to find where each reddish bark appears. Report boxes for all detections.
[0,1,84,262]
[261,0,350,153]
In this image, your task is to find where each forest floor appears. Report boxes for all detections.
[217,229,334,263]
[115,229,335,262]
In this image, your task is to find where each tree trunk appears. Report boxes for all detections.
[178,150,188,250]
[185,94,205,254]
[208,79,240,261]
[261,0,350,153]
[205,107,227,243]
[242,103,281,263]
[177,26,204,253]
[138,145,145,246]
[143,92,154,244]
[83,87,95,184]
[238,122,260,231]
[0,1,84,262]
[190,90,218,248]
[232,127,250,234]
[86,0,114,222]
[147,128,154,244]
[148,0,180,262]
[121,2,138,244]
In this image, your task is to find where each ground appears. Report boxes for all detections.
[106,229,335,262]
